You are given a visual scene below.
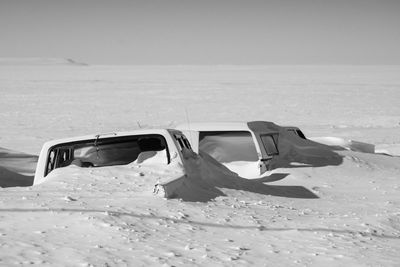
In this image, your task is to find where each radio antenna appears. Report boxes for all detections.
[184,107,193,142]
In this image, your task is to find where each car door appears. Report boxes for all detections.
[247,121,280,174]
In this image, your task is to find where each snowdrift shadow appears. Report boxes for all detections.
[1,208,399,240]
[253,173,290,183]
[273,136,344,169]
[170,152,318,202]
[0,147,37,187]
[0,166,34,187]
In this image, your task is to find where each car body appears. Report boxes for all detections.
[33,129,193,192]
[176,121,307,178]
[176,121,286,176]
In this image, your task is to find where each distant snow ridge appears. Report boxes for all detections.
[0,57,88,66]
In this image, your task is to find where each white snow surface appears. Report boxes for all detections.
[1,65,400,266]
[224,161,261,178]
[309,137,375,153]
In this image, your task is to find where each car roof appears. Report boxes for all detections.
[283,126,300,130]
[176,122,251,132]
[176,121,283,134]
[42,128,176,148]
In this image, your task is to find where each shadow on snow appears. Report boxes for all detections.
[0,208,399,240]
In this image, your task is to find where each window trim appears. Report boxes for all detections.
[44,134,170,177]
[259,134,279,156]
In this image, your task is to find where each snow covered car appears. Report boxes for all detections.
[33,129,194,192]
[176,121,307,178]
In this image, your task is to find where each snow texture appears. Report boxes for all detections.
[1,65,400,266]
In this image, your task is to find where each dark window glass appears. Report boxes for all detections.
[260,134,279,156]
[174,134,192,150]
[296,130,306,139]
[182,137,192,149]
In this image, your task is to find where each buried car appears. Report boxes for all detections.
[31,127,321,202]
[176,121,310,178]
[32,126,338,200]
[33,129,195,196]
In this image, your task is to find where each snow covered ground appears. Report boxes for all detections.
[1,64,400,266]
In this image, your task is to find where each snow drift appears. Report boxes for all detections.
[34,146,318,203]
[0,147,37,187]
[1,65,400,266]
[310,137,375,153]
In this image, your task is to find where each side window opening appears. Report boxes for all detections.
[183,138,192,149]
[177,138,185,149]
[287,128,306,140]
[296,130,306,139]
[174,134,192,150]
[55,148,73,168]
[260,134,279,156]
[47,150,56,172]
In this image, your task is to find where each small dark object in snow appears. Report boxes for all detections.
[64,196,77,201]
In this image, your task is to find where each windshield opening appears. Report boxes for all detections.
[199,131,258,163]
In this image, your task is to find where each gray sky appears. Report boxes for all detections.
[0,0,399,64]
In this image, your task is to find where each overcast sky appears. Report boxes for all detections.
[0,0,399,64]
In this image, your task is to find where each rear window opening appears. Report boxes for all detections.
[45,135,169,177]
[199,131,258,163]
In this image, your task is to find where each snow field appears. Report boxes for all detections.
[1,65,400,266]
